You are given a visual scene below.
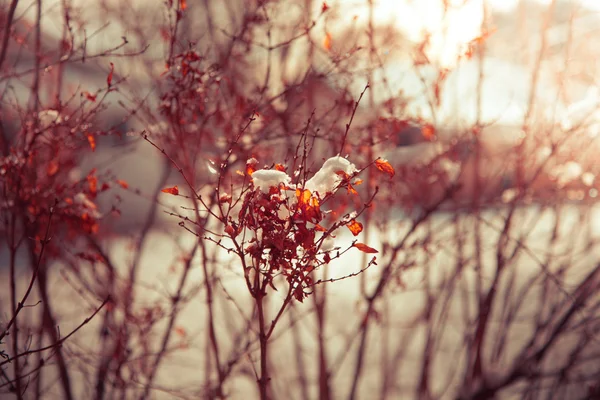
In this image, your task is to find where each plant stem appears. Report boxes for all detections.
[256,291,269,400]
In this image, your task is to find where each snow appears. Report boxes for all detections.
[251,169,292,193]
[251,156,357,198]
[38,110,61,129]
[251,156,358,198]
[305,156,357,198]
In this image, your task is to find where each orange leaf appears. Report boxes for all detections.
[174,326,187,337]
[296,188,312,205]
[88,175,98,196]
[274,163,286,172]
[375,159,395,178]
[161,185,179,195]
[179,0,187,10]
[421,124,435,141]
[47,160,59,177]
[323,32,332,51]
[246,158,258,176]
[116,179,129,189]
[107,62,114,86]
[347,220,363,236]
[296,188,321,223]
[87,134,96,151]
[315,224,327,232]
[354,242,378,253]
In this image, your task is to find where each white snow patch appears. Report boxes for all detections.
[251,169,292,193]
[305,156,357,198]
[38,110,61,129]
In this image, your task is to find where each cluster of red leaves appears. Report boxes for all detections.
[0,110,120,257]
[219,159,388,302]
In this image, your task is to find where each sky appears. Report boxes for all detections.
[324,0,600,67]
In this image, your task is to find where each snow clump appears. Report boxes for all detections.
[305,156,357,198]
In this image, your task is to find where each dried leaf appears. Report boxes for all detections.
[314,224,327,232]
[246,158,258,176]
[323,32,332,51]
[296,188,321,223]
[88,174,98,196]
[47,160,59,177]
[174,326,187,337]
[219,193,232,204]
[107,62,114,86]
[87,134,96,151]
[421,124,435,141]
[375,159,395,178]
[83,91,97,102]
[161,185,179,195]
[347,220,363,236]
[225,225,237,237]
[354,242,378,253]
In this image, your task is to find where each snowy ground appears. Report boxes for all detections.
[2,202,600,399]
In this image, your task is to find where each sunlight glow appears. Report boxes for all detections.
[324,0,599,67]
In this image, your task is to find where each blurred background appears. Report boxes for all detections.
[3,0,600,399]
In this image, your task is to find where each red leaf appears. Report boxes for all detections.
[347,220,363,236]
[274,163,286,172]
[314,224,327,232]
[246,158,258,176]
[161,185,179,195]
[354,242,378,253]
[83,91,97,102]
[87,134,96,151]
[219,193,232,204]
[421,124,435,141]
[88,175,98,196]
[47,160,59,177]
[375,159,395,178]
[107,62,114,86]
[116,179,129,189]
[174,326,187,337]
[225,225,237,237]
[179,0,187,10]
[321,1,329,12]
